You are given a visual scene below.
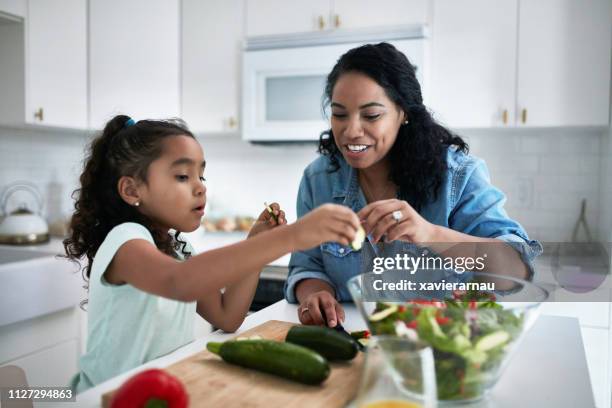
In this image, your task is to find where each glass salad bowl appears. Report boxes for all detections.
[347,271,549,403]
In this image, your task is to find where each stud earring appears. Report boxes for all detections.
[134,201,140,207]
[403,119,409,125]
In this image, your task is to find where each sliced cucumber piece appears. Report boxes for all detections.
[369,305,398,322]
[351,226,366,250]
[475,330,510,351]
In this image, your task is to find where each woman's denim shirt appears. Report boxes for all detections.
[284,147,543,303]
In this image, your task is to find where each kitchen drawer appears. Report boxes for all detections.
[2,338,78,388]
[0,307,79,364]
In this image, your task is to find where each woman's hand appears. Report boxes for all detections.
[247,202,287,238]
[298,290,345,327]
[290,203,360,251]
[358,199,438,243]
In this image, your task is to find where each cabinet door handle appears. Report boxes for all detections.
[502,109,508,125]
[318,15,325,30]
[521,108,527,124]
[334,14,340,28]
[34,107,44,122]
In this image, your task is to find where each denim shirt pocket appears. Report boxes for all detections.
[321,242,356,258]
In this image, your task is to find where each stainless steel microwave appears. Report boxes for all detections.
[241,26,429,142]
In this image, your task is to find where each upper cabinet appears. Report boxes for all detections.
[429,0,612,128]
[246,0,331,36]
[333,0,430,30]
[429,0,517,128]
[0,0,87,129]
[245,0,331,37]
[88,0,180,129]
[27,0,87,128]
[1,0,609,132]
[246,0,430,37]
[182,0,243,134]
[516,0,611,127]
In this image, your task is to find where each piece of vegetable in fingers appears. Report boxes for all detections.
[350,225,366,250]
[264,201,279,223]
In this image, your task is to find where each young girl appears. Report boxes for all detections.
[64,115,360,392]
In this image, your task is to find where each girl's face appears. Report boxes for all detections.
[137,135,207,232]
[330,71,405,170]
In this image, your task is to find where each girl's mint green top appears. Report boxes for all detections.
[73,222,196,393]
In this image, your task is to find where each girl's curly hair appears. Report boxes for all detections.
[63,115,194,286]
[318,42,469,212]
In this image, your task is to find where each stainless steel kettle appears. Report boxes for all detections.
[0,182,49,244]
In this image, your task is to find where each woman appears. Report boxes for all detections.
[284,42,542,327]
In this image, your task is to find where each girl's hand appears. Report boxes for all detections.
[290,203,360,251]
[247,202,287,238]
[358,199,438,243]
[298,290,345,327]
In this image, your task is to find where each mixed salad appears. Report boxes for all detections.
[367,291,525,401]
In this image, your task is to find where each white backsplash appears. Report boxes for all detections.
[0,125,608,243]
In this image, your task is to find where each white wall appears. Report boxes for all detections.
[0,126,606,242]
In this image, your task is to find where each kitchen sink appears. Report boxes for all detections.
[0,247,55,264]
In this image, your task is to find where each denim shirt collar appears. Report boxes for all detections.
[330,155,367,212]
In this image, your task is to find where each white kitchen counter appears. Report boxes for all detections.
[76,301,595,408]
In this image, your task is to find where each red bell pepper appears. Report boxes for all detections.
[110,369,188,408]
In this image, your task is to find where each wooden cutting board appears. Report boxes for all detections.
[102,320,365,408]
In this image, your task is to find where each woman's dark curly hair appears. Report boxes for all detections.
[63,115,194,286]
[318,42,468,212]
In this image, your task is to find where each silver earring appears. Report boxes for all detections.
[134,201,140,207]
[403,120,409,125]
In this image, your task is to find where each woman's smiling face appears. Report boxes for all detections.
[330,71,405,169]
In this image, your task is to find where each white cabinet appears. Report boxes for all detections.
[0,0,87,129]
[246,0,430,37]
[516,0,611,127]
[246,0,331,36]
[333,0,430,30]
[430,0,611,128]
[0,15,25,126]
[0,307,81,388]
[27,0,87,128]
[430,0,517,128]
[7,339,78,387]
[182,0,243,134]
[89,0,180,129]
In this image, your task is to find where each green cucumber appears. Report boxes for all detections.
[475,330,510,351]
[285,325,359,361]
[206,339,330,385]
